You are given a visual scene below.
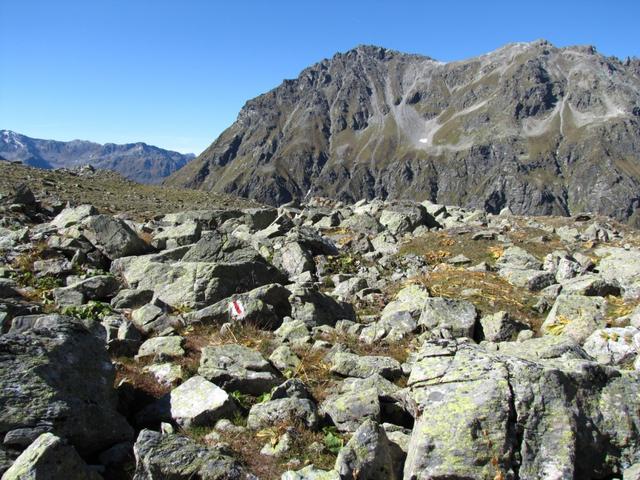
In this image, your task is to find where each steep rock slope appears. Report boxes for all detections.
[0,130,194,184]
[166,41,640,224]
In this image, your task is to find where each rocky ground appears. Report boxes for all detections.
[1,165,640,479]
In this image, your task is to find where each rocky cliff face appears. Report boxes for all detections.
[0,130,194,184]
[166,40,640,225]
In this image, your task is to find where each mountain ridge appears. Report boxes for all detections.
[0,130,195,184]
[165,40,640,225]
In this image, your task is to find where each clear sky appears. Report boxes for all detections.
[1,0,639,154]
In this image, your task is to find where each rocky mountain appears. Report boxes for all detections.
[2,166,640,478]
[166,40,640,225]
[0,130,194,184]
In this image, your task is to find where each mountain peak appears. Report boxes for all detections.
[166,41,640,225]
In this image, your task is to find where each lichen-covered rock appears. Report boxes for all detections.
[335,419,400,480]
[321,388,381,433]
[582,327,640,366]
[151,221,202,250]
[595,247,640,299]
[82,214,151,259]
[0,316,133,456]
[329,352,402,380]
[246,398,318,430]
[132,429,246,480]
[404,338,640,479]
[479,311,522,342]
[281,465,340,480]
[418,297,477,338]
[159,376,235,429]
[135,335,185,361]
[2,433,100,480]
[198,344,281,395]
[541,294,607,342]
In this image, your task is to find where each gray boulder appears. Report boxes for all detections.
[335,419,400,480]
[2,433,100,480]
[404,339,640,479]
[198,344,281,395]
[595,247,640,299]
[188,283,291,329]
[246,398,318,430]
[541,294,607,343]
[132,429,246,480]
[151,221,201,250]
[288,286,356,327]
[0,316,133,456]
[496,246,542,270]
[82,214,150,260]
[321,388,381,433]
[169,376,237,428]
[329,352,402,380]
[50,204,97,229]
[479,311,522,342]
[582,327,640,366]
[418,297,477,338]
[272,242,315,278]
[53,274,120,306]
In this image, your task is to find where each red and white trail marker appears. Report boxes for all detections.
[229,299,247,320]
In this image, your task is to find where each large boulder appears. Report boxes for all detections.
[595,247,640,299]
[81,214,150,260]
[329,352,402,380]
[404,339,640,479]
[335,419,400,480]
[198,344,281,395]
[132,429,246,480]
[0,316,133,456]
[541,294,607,343]
[2,433,100,480]
[187,283,291,329]
[418,297,477,338]
[246,398,318,430]
[288,285,356,327]
[111,250,284,309]
[50,204,97,229]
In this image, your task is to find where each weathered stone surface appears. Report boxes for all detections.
[329,352,402,380]
[151,221,202,250]
[595,247,640,299]
[321,388,381,433]
[187,283,291,329]
[404,339,640,479]
[583,327,640,366]
[335,419,400,480]
[281,465,340,480]
[246,398,318,430]
[132,429,246,479]
[496,246,542,270]
[541,294,607,343]
[136,335,184,360]
[111,250,284,309]
[479,311,522,342]
[288,286,356,327]
[169,376,236,428]
[53,274,120,306]
[499,268,556,291]
[560,274,620,296]
[50,204,97,229]
[273,242,315,278]
[81,214,150,259]
[418,297,477,338]
[198,344,281,395]
[2,433,100,480]
[0,316,133,456]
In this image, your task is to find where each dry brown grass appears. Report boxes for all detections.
[289,346,337,403]
[605,296,640,327]
[113,356,171,399]
[185,420,339,479]
[409,266,544,329]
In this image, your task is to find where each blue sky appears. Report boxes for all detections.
[1,0,639,154]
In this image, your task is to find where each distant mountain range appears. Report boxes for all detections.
[166,40,640,225]
[0,130,194,184]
